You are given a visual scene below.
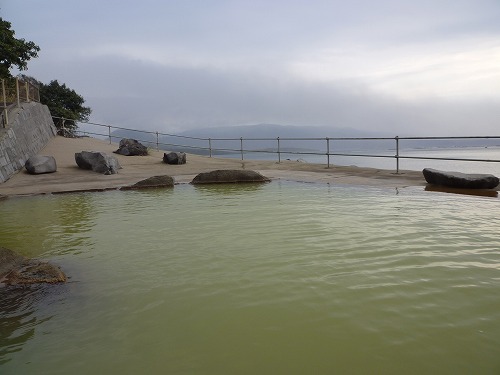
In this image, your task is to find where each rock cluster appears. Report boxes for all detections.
[114,138,149,156]
[423,168,499,189]
[163,152,186,165]
[25,155,57,174]
[75,151,121,175]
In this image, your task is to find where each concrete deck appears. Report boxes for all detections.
[0,135,431,197]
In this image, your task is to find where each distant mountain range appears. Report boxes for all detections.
[177,124,382,139]
[109,124,500,155]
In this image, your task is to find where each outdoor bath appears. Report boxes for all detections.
[1,181,499,374]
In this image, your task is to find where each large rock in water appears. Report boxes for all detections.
[191,169,270,184]
[0,246,66,285]
[114,138,149,156]
[25,155,57,174]
[75,151,121,175]
[121,175,175,190]
[423,168,499,189]
[163,152,186,165]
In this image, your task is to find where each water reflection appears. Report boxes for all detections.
[0,194,96,257]
[425,185,498,198]
[0,288,34,364]
[0,285,60,365]
[0,183,499,373]
[193,182,267,196]
[45,193,97,256]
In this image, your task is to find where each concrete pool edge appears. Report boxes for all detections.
[3,135,497,198]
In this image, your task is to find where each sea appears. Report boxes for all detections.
[1,179,499,374]
[218,146,500,175]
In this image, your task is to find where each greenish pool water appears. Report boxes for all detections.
[1,182,500,374]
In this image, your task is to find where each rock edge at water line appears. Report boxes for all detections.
[191,169,270,184]
[0,246,67,285]
[121,175,175,190]
[422,168,499,189]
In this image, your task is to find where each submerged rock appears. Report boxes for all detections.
[75,151,121,175]
[114,138,149,156]
[163,152,186,165]
[191,169,270,184]
[0,246,66,285]
[121,175,175,190]
[25,155,57,174]
[422,168,499,189]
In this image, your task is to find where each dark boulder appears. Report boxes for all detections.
[191,169,270,184]
[25,155,57,174]
[75,151,121,175]
[163,152,186,165]
[0,246,66,285]
[114,138,149,156]
[121,175,175,190]
[423,168,499,189]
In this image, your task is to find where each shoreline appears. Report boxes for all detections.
[0,135,488,198]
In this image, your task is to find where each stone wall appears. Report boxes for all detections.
[0,102,57,183]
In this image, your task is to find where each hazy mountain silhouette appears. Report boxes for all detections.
[177,124,384,138]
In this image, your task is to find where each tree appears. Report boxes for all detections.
[0,16,40,78]
[39,80,92,136]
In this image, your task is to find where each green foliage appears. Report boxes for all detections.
[0,17,90,136]
[0,17,40,78]
[39,80,92,136]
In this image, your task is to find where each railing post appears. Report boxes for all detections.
[156,131,159,151]
[395,136,400,174]
[108,125,112,144]
[25,81,30,102]
[1,79,8,127]
[326,137,330,168]
[1,79,4,107]
[16,77,20,107]
[277,137,281,163]
[209,138,212,157]
[62,119,66,135]
[240,137,244,160]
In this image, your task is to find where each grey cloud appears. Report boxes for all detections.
[45,56,499,136]
[4,0,500,137]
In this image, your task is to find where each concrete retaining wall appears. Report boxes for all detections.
[0,102,57,183]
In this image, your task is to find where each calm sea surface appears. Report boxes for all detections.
[229,146,500,175]
[1,182,500,374]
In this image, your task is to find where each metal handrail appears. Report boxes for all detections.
[1,77,40,128]
[53,117,500,173]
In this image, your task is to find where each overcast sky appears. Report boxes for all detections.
[3,0,500,135]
